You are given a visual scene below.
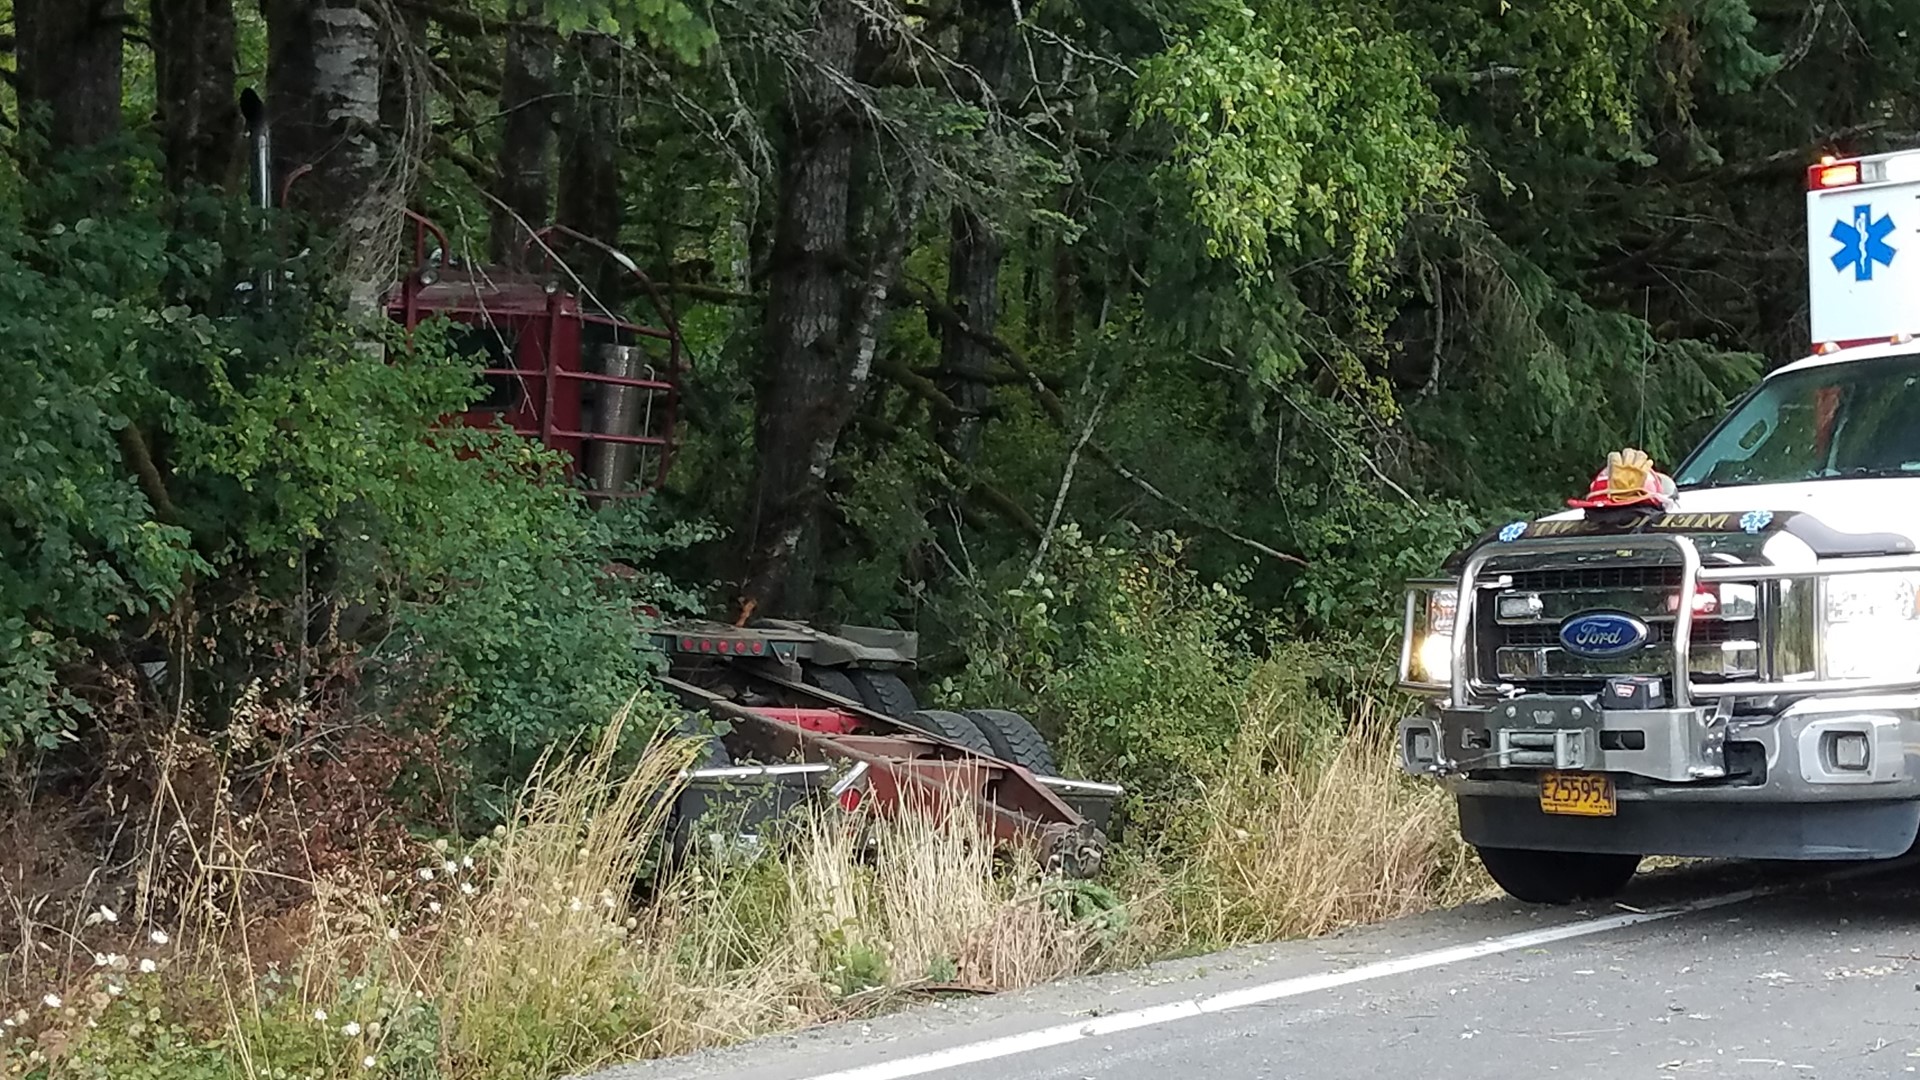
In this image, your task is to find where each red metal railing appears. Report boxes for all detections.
[391,212,685,497]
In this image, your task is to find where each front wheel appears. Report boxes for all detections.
[1475,846,1641,904]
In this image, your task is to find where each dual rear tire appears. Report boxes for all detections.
[806,667,1059,773]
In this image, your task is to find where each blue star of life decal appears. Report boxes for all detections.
[1831,204,1897,282]
[1497,521,1528,543]
[1739,509,1773,535]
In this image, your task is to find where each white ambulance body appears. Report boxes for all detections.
[1806,148,1920,348]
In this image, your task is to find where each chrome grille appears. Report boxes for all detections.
[1505,566,1683,592]
[1476,559,1757,692]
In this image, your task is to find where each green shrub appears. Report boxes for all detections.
[0,161,703,796]
[944,526,1259,821]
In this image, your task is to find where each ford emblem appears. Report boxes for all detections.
[1557,611,1650,659]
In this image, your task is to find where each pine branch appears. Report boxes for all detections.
[901,281,1310,568]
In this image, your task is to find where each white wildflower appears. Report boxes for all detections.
[417,867,434,881]
[461,855,474,869]
[428,901,442,915]
[363,1055,377,1069]
[313,1009,329,1022]
[460,882,476,895]
[94,953,111,967]
[42,994,63,1010]
[149,930,170,946]
[443,860,458,875]
[568,898,584,913]
[342,1020,362,1037]
[139,959,157,974]
[106,983,125,997]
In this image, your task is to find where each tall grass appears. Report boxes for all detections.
[1129,702,1488,948]
[3,706,1102,1079]
[3,667,1486,1079]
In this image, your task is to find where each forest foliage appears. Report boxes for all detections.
[2,0,1917,793]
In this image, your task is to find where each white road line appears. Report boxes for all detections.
[791,875,1853,1080]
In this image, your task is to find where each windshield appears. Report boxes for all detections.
[1675,351,1920,489]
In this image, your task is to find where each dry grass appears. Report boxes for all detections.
[3,669,1488,1078]
[3,704,1103,1078]
[1120,675,1491,949]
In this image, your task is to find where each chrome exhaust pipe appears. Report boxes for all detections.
[239,88,273,300]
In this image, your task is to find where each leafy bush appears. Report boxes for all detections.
[944,526,1257,819]
[0,160,700,796]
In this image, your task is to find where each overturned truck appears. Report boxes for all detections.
[382,212,1122,878]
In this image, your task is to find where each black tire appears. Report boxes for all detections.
[904,709,995,755]
[660,713,734,886]
[962,709,1059,774]
[802,666,863,707]
[848,670,920,719]
[1475,846,1641,904]
[673,711,731,770]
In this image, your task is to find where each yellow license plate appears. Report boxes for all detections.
[1539,771,1617,817]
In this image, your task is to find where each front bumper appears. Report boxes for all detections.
[1399,693,1920,859]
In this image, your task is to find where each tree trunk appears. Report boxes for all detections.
[264,2,387,303]
[737,0,860,618]
[16,0,125,150]
[490,3,557,264]
[739,0,926,618]
[936,0,1012,463]
[152,0,240,191]
[939,207,1003,463]
[556,35,623,298]
[265,0,389,308]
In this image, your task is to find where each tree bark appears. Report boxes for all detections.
[739,0,930,618]
[16,0,126,150]
[939,207,1003,462]
[936,0,1013,462]
[152,0,240,191]
[737,0,860,619]
[490,3,557,264]
[265,0,389,307]
[556,35,623,297]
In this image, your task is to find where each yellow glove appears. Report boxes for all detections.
[1605,448,1654,500]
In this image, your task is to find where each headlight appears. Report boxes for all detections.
[1821,572,1920,680]
[1401,582,1457,688]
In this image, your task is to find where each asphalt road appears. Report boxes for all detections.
[587,859,1920,1080]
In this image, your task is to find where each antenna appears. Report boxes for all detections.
[1638,286,1651,450]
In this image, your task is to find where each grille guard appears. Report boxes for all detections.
[1401,533,1920,704]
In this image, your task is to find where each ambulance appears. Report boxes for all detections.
[1395,147,1920,902]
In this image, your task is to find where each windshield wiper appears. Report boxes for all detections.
[1824,466,1920,481]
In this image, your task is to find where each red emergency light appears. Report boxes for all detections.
[1811,160,1860,189]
